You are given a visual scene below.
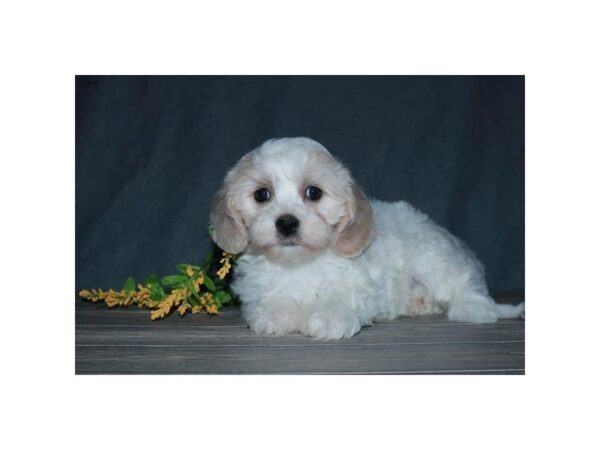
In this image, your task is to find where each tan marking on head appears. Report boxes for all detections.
[331,183,374,258]
[209,153,255,254]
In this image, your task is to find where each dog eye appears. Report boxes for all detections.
[305,185,322,201]
[254,187,271,203]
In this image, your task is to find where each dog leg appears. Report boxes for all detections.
[406,224,522,323]
[242,300,303,336]
[303,304,362,340]
[446,291,499,323]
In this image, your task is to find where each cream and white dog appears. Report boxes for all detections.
[210,137,524,339]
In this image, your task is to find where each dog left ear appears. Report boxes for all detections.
[210,186,248,255]
[331,183,373,258]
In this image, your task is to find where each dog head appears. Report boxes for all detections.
[210,137,373,263]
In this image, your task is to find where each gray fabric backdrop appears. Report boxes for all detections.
[75,76,524,293]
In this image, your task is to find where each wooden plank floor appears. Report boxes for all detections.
[75,296,525,375]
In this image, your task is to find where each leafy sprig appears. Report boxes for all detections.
[79,250,238,320]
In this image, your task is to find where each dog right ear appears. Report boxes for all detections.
[331,183,374,258]
[210,184,248,255]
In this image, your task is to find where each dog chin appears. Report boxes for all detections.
[261,241,325,264]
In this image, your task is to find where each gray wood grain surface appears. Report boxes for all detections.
[75,296,525,375]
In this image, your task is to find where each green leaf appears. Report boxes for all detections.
[161,275,188,286]
[201,250,215,271]
[144,274,160,290]
[149,287,167,301]
[203,275,216,292]
[203,249,215,264]
[176,263,201,275]
[184,279,202,300]
[122,276,136,292]
[215,291,232,305]
[220,291,232,304]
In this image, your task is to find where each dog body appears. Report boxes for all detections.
[211,137,523,339]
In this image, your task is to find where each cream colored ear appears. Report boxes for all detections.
[332,183,374,257]
[210,187,248,254]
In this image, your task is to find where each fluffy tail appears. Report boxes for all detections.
[495,302,525,319]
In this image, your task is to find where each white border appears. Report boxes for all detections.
[2,1,599,449]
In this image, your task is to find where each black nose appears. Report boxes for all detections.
[275,214,300,237]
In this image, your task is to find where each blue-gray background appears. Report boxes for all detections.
[76,76,524,294]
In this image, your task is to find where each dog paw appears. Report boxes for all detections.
[305,312,361,340]
[448,301,498,324]
[248,312,297,336]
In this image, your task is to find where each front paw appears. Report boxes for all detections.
[247,311,298,336]
[306,312,361,340]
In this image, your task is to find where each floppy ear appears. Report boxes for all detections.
[210,184,248,254]
[331,183,374,258]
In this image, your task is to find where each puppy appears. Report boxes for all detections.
[210,137,524,339]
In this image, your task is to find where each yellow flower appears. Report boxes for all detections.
[149,290,185,320]
[215,251,236,280]
[172,287,189,306]
[192,273,204,290]
[105,295,120,308]
[177,304,189,316]
[151,309,164,320]
[199,292,213,306]
[217,260,231,280]
[79,251,236,319]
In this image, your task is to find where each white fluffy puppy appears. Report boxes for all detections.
[210,137,524,339]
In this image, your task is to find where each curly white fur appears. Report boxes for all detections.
[211,137,524,340]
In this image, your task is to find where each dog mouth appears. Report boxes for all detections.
[279,239,300,247]
[257,237,325,260]
[276,239,322,253]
